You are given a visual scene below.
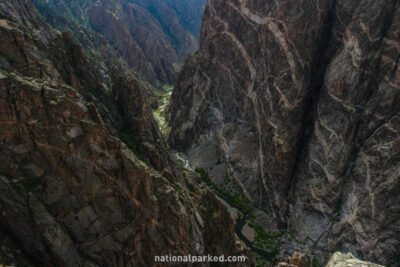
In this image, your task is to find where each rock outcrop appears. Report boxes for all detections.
[169,0,400,265]
[0,73,204,266]
[326,252,385,267]
[275,252,310,267]
[32,0,207,87]
[276,252,384,267]
[0,0,248,266]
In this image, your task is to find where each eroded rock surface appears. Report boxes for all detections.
[0,0,248,266]
[326,252,385,267]
[169,0,400,265]
[32,0,207,87]
[0,72,206,267]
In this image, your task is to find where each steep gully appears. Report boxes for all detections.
[285,0,337,211]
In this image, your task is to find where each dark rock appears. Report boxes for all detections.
[169,0,400,265]
[31,0,207,87]
[0,0,247,266]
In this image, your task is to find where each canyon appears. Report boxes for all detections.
[0,0,398,266]
[0,0,247,266]
[32,0,207,87]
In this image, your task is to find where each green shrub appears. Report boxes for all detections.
[194,167,253,214]
[252,225,286,253]
[1,70,9,76]
[334,200,342,214]
[119,131,145,161]
[312,255,319,267]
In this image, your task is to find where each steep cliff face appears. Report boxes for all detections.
[0,0,181,181]
[0,0,247,266]
[169,0,400,265]
[0,73,204,266]
[32,0,207,87]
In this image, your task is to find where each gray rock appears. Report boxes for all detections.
[326,252,384,267]
[169,0,400,265]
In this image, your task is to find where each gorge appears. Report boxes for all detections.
[0,0,399,266]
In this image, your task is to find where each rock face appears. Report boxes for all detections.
[0,0,248,266]
[276,252,310,267]
[169,0,400,265]
[0,74,203,266]
[32,0,207,87]
[326,252,384,267]
[276,252,384,267]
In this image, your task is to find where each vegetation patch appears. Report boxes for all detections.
[0,70,9,76]
[333,199,342,222]
[194,168,281,264]
[334,200,342,214]
[312,255,320,267]
[24,177,43,192]
[80,255,97,267]
[175,184,183,195]
[61,82,74,90]
[119,130,145,162]
[215,159,223,165]
[257,258,268,267]
[194,167,253,215]
[251,225,286,253]
[153,86,173,138]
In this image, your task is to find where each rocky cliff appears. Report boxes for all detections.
[325,252,385,267]
[32,0,207,87]
[169,0,400,265]
[275,251,384,267]
[0,0,248,266]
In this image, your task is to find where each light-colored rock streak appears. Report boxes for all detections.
[360,21,381,43]
[344,28,363,68]
[327,90,357,112]
[221,31,256,82]
[267,21,298,83]
[218,128,253,201]
[235,0,275,26]
[208,2,256,89]
[209,1,274,206]
[215,7,275,211]
[310,156,335,183]
[232,0,298,83]
[315,120,331,160]
[318,117,341,141]
[360,151,376,219]
[273,83,291,109]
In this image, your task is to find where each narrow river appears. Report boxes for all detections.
[172,152,276,262]
[210,185,277,261]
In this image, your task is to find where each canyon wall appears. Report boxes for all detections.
[0,0,247,266]
[169,0,400,265]
[32,0,207,87]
